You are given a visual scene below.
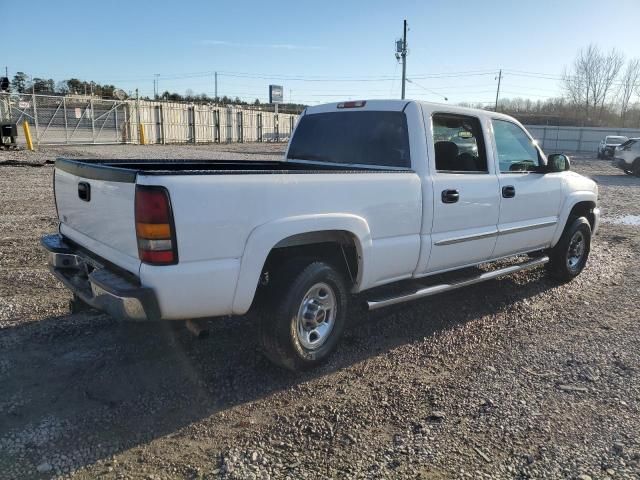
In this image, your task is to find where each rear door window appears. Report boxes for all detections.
[432,113,488,172]
[287,111,411,168]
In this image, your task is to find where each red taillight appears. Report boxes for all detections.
[337,100,366,109]
[135,186,178,265]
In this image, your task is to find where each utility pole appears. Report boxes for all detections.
[495,69,502,111]
[214,72,218,100]
[401,19,408,99]
[154,74,160,99]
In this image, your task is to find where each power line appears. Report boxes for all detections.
[406,78,448,101]
[104,69,498,83]
[389,60,399,96]
[500,90,558,98]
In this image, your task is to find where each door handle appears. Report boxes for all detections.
[502,185,516,198]
[441,189,460,204]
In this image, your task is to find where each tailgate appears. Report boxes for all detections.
[54,159,141,274]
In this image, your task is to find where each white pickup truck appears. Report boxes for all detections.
[42,100,600,370]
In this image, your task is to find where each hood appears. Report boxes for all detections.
[564,171,598,195]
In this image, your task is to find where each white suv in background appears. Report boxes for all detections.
[598,135,628,159]
[612,138,640,176]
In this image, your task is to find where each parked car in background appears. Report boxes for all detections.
[612,138,640,176]
[598,135,628,159]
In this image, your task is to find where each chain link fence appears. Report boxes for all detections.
[0,92,300,146]
[1,93,130,145]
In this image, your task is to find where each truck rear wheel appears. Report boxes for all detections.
[259,260,348,371]
[547,217,591,282]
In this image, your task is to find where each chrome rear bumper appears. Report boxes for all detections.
[41,234,160,321]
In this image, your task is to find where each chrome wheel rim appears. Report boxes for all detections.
[295,282,337,351]
[566,230,586,271]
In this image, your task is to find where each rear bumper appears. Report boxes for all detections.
[41,234,161,321]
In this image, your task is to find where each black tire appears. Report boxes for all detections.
[259,260,348,371]
[632,158,640,177]
[547,217,591,282]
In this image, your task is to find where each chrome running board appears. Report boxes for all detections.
[366,256,549,311]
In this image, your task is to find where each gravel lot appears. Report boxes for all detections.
[1,144,639,480]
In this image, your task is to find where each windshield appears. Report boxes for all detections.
[606,136,628,144]
[287,111,411,168]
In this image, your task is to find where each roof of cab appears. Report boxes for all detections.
[305,99,519,122]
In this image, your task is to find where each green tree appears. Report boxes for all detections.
[32,78,55,93]
[11,72,29,93]
[65,78,87,94]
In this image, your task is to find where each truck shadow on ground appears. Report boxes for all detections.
[1,269,558,474]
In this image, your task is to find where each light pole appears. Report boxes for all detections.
[495,69,502,111]
[395,20,408,100]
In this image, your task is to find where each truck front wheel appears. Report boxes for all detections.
[259,260,348,371]
[547,217,591,282]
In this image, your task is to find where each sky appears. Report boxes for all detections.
[3,0,640,105]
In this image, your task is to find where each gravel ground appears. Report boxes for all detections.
[0,145,639,480]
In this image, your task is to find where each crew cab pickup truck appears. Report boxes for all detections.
[42,100,600,370]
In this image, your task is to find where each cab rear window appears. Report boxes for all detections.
[287,111,411,168]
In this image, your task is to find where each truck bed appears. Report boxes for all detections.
[56,158,412,180]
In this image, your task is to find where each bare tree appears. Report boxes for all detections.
[562,44,624,123]
[618,58,640,126]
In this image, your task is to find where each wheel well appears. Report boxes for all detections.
[262,231,360,287]
[569,201,596,230]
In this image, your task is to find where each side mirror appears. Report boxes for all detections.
[547,153,571,172]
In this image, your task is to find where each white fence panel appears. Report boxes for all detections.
[526,125,640,153]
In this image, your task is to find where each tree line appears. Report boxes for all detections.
[6,72,305,112]
[157,89,305,112]
[463,44,640,128]
[9,72,122,99]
